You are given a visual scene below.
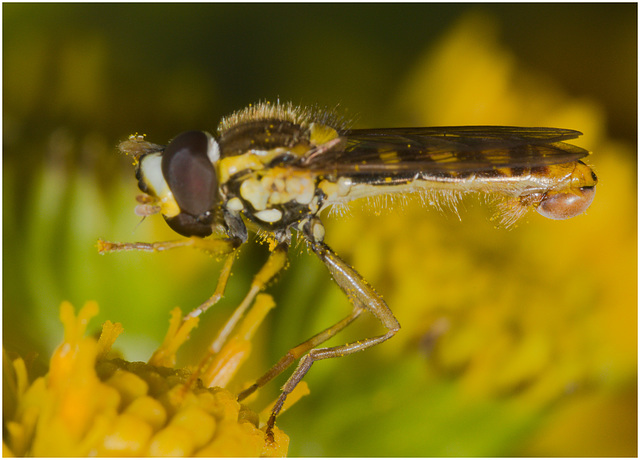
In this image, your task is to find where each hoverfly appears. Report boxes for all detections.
[99,101,597,440]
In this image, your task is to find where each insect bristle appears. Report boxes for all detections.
[218,100,351,135]
[328,189,470,223]
[326,202,352,219]
[292,232,308,256]
[489,195,531,229]
[417,189,465,221]
[255,229,281,252]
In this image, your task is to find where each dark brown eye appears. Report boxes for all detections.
[162,131,219,236]
[164,212,214,238]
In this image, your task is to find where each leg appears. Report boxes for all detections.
[98,236,243,319]
[97,235,242,257]
[175,243,291,392]
[184,253,235,320]
[237,306,363,402]
[208,242,289,353]
[264,217,400,440]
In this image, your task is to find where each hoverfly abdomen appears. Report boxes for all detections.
[535,161,597,220]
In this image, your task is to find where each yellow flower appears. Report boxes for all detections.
[4,297,300,457]
[307,12,636,457]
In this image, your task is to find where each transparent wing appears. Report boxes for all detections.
[300,126,589,175]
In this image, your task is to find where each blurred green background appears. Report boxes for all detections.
[3,4,636,457]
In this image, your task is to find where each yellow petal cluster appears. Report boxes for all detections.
[4,299,289,457]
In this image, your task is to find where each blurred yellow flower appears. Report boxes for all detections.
[3,298,293,457]
[314,12,636,456]
[2,7,634,457]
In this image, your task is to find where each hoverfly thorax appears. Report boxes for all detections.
[135,130,221,237]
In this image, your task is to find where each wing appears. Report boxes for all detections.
[300,126,589,175]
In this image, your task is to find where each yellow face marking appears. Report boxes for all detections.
[159,194,181,218]
[138,153,181,218]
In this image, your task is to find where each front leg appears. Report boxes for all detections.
[97,235,243,319]
[97,235,242,257]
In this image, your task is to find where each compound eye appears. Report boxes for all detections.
[162,131,219,218]
[537,186,596,220]
[164,212,214,238]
